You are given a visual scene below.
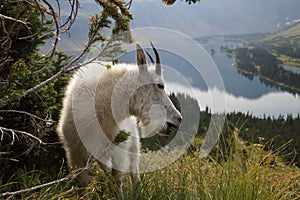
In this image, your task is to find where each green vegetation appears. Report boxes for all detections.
[0,0,132,188]
[233,46,300,94]
[0,0,71,183]
[264,23,300,42]
[222,23,300,67]
[259,23,300,67]
[143,94,300,167]
[221,23,300,94]
[162,0,200,5]
[223,112,300,166]
[1,127,299,199]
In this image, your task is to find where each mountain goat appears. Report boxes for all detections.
[57,43,182,191]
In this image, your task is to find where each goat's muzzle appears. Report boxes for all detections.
[159,117,182,136]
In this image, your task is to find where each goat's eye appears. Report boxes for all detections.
[157,83,164,89]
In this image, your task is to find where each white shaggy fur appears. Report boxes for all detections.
[57,44,182,190]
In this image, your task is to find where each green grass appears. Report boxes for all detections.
[277,54,300,67]
[265,23,300,40]
[1,133,300,200]
[257,23,300,67]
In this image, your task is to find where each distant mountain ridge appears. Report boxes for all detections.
[50,0,300,52]
[129,0,300,37]
[255,22,300,67]
[264,22,300,41]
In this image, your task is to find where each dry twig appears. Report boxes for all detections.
[0,126,45,146]
[0,13,31,29]
[0,167,89,198]
[0,110,54,125]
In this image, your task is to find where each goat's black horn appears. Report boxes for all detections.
[146,51,155,64]
[150,41,161,75]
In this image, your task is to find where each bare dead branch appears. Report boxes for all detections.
[24,32,129,95]
[0,17,12,68]
[0,13,31,29]
[0,145,123,198]
[33,0,61,74]
[30,0,80,74]
[24,43,91,95]
[126,0,134,9]
[0,110,54,125]
[59,0,80,34]
[0,166,89,198]
[0,127,45,146]
[2,0,131,96]
[18,32,39,40]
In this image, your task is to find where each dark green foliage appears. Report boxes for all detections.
[0,51,71,184]
[0,1,53,77]
[114,130,131,145]
[203,110,300,167]
[95,0,132,35]
[222,23,300,94]
[0,0,134,186]
[141,93,199,151]
[146,93,300,167]
[233,46,300,94]
[162,0,200,5]
[169,93,181,112]
[0,1,71,184]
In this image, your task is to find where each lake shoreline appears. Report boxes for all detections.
[232,64,300,93]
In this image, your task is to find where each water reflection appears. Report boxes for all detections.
[282,65,300,74]
[167,82,300,118]
[119,39,300,117]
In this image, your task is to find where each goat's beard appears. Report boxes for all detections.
[139,119,177,138]
[138,105,169,138]
[138,118,165,138]
[158,123,172,136]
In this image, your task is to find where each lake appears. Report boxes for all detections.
[119,38,300,118]
[282,65,300,74]
[201,40,300,117]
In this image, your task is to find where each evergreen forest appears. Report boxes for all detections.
[221,23,300,94]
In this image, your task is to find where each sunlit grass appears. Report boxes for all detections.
[1,129,299,200]
[278,54,300,67]
[264,24,300,40]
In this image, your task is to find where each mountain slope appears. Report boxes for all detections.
[49,0,300,52]
[259,23,300,67]
[265,23,300,42]
[129,0,300,37]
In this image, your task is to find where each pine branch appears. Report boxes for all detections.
[24,0,132,96]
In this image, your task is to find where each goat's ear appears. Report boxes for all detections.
[136,43,147,72]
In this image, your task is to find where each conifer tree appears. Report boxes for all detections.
[0,0,202,184]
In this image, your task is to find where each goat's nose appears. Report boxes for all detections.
[177,116,182,124]
[178,116,182,123]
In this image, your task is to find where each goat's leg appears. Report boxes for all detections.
[65,144,90,199]
[129,135,141,187]
[128,154,140,192]
[77,169,89,187]
[98,161,113,185]
[65,144,89,186]
[130,157,140,185]
[112,168,124,190]
[77,171,90,200]
[111,154,128,193]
